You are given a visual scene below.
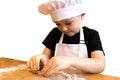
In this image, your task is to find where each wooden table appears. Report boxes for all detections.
[0,57,120,80]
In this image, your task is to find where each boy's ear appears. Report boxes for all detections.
[81,13,86,20]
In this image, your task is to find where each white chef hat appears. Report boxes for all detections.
[38,0,86,21]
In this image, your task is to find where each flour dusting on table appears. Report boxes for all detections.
[49,72,86,80]
[0,64,86,80]
[37,71,85,80]
[0,64,27,73]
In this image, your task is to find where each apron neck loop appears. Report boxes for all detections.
[59,27,85,44]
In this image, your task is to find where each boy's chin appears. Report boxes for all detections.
[65,33,76,36]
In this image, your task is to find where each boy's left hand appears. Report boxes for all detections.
[41,56,71,76]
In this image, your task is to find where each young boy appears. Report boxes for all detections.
[27,0,105,77]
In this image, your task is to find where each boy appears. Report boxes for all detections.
[27,0,105,77]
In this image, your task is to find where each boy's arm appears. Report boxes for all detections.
[42,47,52,59]
[71,50,105,73]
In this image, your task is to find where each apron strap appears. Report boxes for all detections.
[59,33,64,44]
[80,27,85,44]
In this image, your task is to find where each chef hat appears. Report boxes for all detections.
[38,0,85,21]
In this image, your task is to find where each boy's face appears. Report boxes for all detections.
[54,13,85,36]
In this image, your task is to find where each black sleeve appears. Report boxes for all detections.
[42,28,62,54]
[89,30,104,52]
[84,27,105,57]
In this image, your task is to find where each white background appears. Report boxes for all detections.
[0,0,120,77]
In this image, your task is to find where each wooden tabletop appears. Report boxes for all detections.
[0,57,120,80]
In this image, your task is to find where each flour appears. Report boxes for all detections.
[37,69,86,80]
[48,72,86,80]
[0,64,27,74]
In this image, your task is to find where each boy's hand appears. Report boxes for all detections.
[27,54,49,73]
[41,56,71,76]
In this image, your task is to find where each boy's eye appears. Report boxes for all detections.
[55,21,72,26]
[66,22,72,25]
[56,23,60,26]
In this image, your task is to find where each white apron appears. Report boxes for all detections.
[55,28,88,58]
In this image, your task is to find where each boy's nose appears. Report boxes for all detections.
[62,26,68,32]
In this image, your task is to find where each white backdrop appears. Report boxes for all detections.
[0,0,120,77]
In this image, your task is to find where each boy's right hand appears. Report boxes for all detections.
[27,54,49,73]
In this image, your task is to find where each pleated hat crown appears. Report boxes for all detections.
[38,0,85,21]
